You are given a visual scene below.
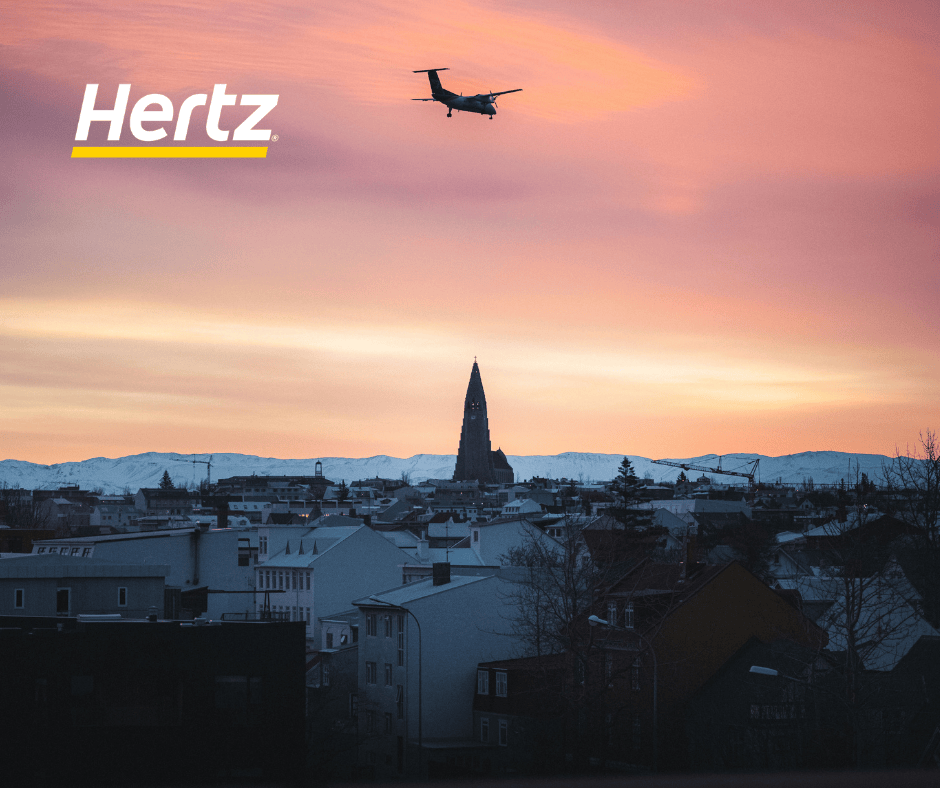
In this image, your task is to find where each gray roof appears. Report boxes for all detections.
[354,574,490,607]
[262,526,362,567]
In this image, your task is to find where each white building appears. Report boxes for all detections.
[353,565,526,779]
[256,525,408,639]
[32,527,252,619]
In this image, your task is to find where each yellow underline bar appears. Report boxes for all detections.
[72,146,268,158]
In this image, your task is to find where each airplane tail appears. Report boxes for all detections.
[413,68,448,97]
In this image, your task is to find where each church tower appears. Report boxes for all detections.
[453,360,513,484]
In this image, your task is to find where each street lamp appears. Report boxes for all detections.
[749,665,808,684]
[589,614,658,772]
[749,665,780,677]
[369,596,422,773]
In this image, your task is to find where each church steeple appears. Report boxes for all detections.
[453,360,497,483]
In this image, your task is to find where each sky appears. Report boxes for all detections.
[2,1,939,465]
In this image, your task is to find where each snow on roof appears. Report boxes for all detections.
[356,574,490,607]
[262,525,361,566]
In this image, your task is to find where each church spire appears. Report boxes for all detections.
[453,360,497,483]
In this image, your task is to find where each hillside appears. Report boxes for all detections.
[0,450,895,494]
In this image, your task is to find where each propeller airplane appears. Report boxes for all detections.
[413,68,522,119]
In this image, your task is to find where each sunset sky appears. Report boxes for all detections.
[2,1,939,465]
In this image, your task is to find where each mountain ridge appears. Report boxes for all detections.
[0,450,897,495]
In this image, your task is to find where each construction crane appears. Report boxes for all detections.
[650,456,760,488]
[173,454,213,486]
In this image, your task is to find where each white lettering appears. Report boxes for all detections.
[206,84,237,142]
[173,93,208,141]
[129,94,173,142]
[75,84,278,145]
[75,84,131,141]
[233,94,279,141]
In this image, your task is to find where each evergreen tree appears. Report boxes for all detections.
[336,480,350,503]
[159,470,174,490]
[608,457,653,530]
[676,470,688,484]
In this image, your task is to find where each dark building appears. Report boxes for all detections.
[453,360,513,484]
[0,615,306,785]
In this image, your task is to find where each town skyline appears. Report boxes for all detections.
[3,2,938,465]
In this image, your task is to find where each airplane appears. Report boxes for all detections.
[413,68,522,119]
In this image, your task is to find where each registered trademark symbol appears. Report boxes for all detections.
[271,134,279,141]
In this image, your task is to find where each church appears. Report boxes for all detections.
[452,360,514,484]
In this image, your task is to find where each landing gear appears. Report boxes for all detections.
[447,111,452,117]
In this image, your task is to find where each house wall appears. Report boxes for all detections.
[357,575,524,779]
[655,563,823,717]
[1,575,165,618]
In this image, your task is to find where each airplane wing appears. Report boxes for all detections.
[412,98,436,101]
[489,88,522,97]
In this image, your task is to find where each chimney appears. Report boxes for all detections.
[432,562,451,586]
[216,498,229,529]
[417,533,429,562]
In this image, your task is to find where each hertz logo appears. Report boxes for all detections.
[72,84,278,158]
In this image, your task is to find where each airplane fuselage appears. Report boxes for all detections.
[434,90,497,116]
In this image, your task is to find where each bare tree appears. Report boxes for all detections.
[882,429,940,625]
[0,486,52,531]
[502,515,660,769]
[804,474,930,766]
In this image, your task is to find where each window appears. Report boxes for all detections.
[326,632,334,649]
[306,571,311,590]
[397,615,405,666]
[366,613,377,636]
[473,529,479,542]
[306,608,311,626]
[480,717,489,742]
[82,548,92,557]
[384,712,393,734]
[607,601,618,626]
[365,710,375,734]
[278,571,284,590]
[322,663,330,687]
[37,547,46,554]
[498,719,508,746]
[56,588,70,616]
[384,615,392,637]
[366,662,377,685]
[624,602,635,630]
[477,669,489,695]
[631,658,641,691]
[385,663,393,686]
[495,671,507,697]
[260,536,267,554]
[118,587,127,607]
[70,547,80,556]
[396,685,404,719]
[14,589,24,609]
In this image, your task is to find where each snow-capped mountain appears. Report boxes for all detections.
[0,450,896,494]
